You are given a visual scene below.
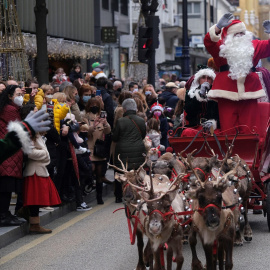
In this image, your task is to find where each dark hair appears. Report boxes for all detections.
[85,97,101,114]
[25,78,39,87]
[147,118,160,133]
[96,77,108,87]
[73,63,82,70]
[73,79,82,91]
[118,91,132,105]
[20,103,36,120]
[158,96,166,106]
[0,85,18,113]
[128,82,138,90]
[107,80,113,91]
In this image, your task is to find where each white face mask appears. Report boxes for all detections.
[13,96,24,107]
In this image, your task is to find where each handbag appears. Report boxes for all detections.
[94,139,107,158]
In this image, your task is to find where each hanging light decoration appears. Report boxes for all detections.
[23,33,104,60]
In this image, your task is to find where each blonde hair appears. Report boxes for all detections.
[63,85,77,101]
[52,92,67,102]
[132,91,148,110]
[40,84,53,94]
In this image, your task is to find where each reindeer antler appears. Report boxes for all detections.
[108,163,126,174]
[118,154,127,170]
[216,154,240,184]
[186,152,204,187]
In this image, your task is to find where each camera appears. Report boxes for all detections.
[100,111,107,118]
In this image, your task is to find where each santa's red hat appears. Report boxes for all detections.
[150,102,163,113]
[221,20,246,41]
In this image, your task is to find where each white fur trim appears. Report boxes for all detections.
[188,68,216,98]
[227,22,246,35]
[188,88,208,102]
[207,89,266,101]
[7,121,32,154]
[95,72,107,79]
[150,105,163,112]
[208,119,217,130]
[209,24,221,42]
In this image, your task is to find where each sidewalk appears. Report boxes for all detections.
[0,169,115,250]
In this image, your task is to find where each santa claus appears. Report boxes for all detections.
[204,13,270,134]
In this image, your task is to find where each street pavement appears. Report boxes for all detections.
[0,189,270,270]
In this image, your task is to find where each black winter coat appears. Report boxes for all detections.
[112,110,146,170]
[69,70,82,83]
[184,90,219,127]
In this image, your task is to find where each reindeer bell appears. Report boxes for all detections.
[240,207,245,214]
[248,177,251,182]
[189,199,193,204]
[158,176,163,181]
[137,200,141,203]
[187,184,190,189]
[239,216,244,223]
[238,197,243,204]
[151,174,154,177]
[247,171,251,175]
[185,206,189,210]
[233,188,238,194]
[185,215,190,220]
[228,181,232,187]
[182,196,186,201]
[243,164,247,168]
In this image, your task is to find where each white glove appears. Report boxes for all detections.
[216,13,234,29]
[199,82,211,98]
[24,109,51,133]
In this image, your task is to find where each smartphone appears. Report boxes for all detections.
[25,88,32,94]
[96,89,101,96]
[100,111,107,118]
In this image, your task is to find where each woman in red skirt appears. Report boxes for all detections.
[23,131,61,234]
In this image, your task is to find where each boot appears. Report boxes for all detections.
[16,207,30,222]
[29,216,52,234]
[96,183,104,205]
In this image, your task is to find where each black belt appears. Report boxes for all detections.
[219,64,256,73]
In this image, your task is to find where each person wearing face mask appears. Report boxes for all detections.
[63,85,82,122]
[149,102,169,151]
[83,98,111,205]
[0,85,27,227]
[78,84,104,113]
[142,84,158,109]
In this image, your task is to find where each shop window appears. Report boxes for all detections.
[112,0,119,12]
[102,0,109,10]
[179,2,201,15]
[121,0,128,16]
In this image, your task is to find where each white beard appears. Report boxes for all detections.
[219,32,254,80]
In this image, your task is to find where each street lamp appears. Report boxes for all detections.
[180,0,190,80]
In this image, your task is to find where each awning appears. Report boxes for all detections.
[22,33,104,60]
[162,25,183,40]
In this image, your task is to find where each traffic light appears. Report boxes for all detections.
[138,16,160,64]
[138,26,151,63]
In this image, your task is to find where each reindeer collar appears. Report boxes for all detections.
[198,203,221,215]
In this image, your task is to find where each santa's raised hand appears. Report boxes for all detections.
[216,13,234,29]
[263,20,270,34]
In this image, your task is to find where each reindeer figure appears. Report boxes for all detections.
[129,172,186,270]
[109,156,148,270]
[186,154,240,270]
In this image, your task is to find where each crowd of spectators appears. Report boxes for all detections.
[0,62,227,234]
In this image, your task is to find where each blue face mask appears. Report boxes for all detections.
[75,95,80,103]
[145,91,151,96]
[59,103,66,107]
[83,96,91,103]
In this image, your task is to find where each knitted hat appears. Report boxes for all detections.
[221,20,246,41]
[150,102,163,113]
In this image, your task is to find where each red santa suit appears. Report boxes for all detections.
[204,20,270,134]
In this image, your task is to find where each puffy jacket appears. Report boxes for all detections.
[159,91,179,109]
[0,103,23,178]
[112,110,146,170]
